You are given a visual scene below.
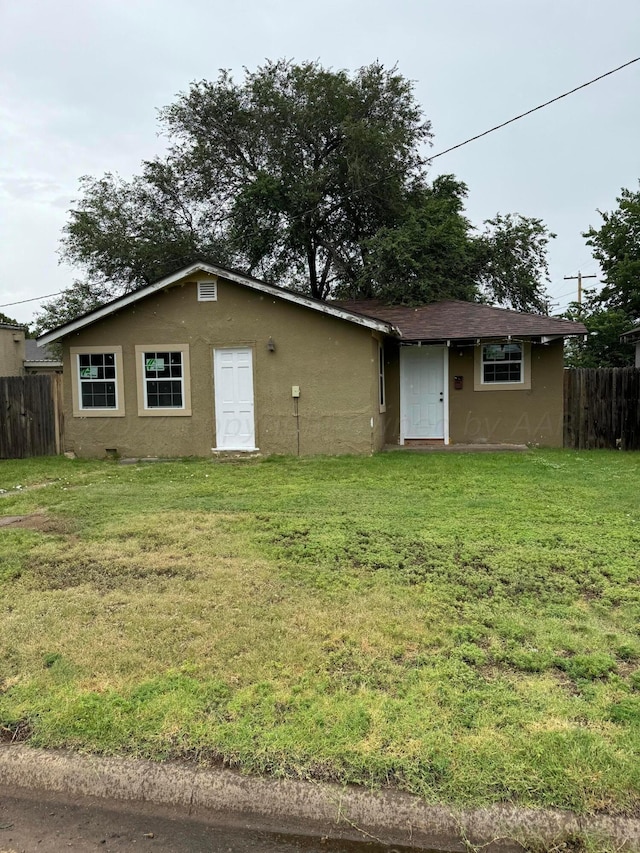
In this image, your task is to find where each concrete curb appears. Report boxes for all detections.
[0,745,638,851]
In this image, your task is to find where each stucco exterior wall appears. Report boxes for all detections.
[0,327,25,377]
[448,340,565,446]
[61,275,384,458]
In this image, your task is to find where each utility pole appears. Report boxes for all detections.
[564,271,596,305]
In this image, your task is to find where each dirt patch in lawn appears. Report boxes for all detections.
[0,515,75,535]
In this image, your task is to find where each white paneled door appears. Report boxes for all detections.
[213,348,256,450]
[400,346,446,441]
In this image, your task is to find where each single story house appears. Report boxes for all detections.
[0,324,62,376]
[620,324,640,367]
[37,261,587,458]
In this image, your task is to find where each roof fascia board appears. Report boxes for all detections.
[38,262,396,344]
[25,360,63,368]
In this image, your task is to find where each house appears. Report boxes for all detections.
[24,339,63,374]
[0,324,62,376]
[0,323,26,376]
[620,324,640,367]
[37,261,587,458]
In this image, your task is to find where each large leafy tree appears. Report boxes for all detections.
[39,60,553,331]
[563,184,640,367]
[475,213,555,313]
[562,292,635,368]
[58,61,430,302]
[584,184,640,319]
[348,176,480,303]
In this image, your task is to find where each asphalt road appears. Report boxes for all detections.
[0,788,417,853]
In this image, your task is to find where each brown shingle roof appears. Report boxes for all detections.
[334,299,587,341]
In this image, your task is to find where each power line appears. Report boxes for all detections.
[229,54,640,242]
[427,56,640,161]
[0,291,63,309]
[4,56,637,309]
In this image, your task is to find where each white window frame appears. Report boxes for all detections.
[71,346,125,417]
[135,344,192,416]
[473,341,531,391]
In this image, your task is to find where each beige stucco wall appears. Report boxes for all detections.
[0,327,25,377]
[448,340,565,446]
[381,340,565,448]
[61,275,385,458]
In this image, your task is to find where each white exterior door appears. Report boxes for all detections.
[400,346,447,441]
[213,348,256,450]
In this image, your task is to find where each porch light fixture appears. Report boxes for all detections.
[267,336,276,352]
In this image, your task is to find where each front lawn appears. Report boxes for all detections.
[0,450,639,814]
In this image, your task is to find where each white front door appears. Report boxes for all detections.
[400,346,447,441]
[213,348,256,450]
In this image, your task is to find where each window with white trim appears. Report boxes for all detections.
[78,352,117,408]
[71,346,125,417]
[142,350,184,408]
[134,344,192,416]
[482,343,523,384]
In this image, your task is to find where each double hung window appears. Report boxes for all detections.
[142,351,184,408]
[482,343,523,384]
[78,353,116,408]
[71,346,124,416]
[135,344,191,416]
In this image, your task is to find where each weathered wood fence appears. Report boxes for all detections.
[564,367,640,450]
[0,374,64,458]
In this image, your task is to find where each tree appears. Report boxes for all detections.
[348,175,480,303]
[563,183,640,367]
[34,280,120,337]
[562,291,635,368]
[584,184,640,319]
[60,60,430,304]
[0,311,23,326]
[41,60,554,330]
[475,214,555,313]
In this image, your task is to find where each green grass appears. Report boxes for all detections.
[1,450,639,815]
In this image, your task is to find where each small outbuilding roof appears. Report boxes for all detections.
[24,339,62,365]
[335,299,588,341]
[620,324,640,343]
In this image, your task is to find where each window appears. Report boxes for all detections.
[135,344,191,416]
[474,341,531,391]
[78,353,116,407]
[71,346,125,417]
[482,343,522,383]
[143,351,184,408]
[378,342,386,412]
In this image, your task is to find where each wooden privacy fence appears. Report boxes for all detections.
[564,367,640,450]
[0,374,64,458]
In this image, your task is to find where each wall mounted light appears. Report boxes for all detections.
[267,336,276,352]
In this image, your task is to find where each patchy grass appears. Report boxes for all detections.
[0,450,639,814]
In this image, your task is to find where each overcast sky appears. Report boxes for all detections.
[1,0,638,326]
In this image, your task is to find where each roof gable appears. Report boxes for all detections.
[38,262,397,345]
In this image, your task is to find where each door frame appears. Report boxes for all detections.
[399,344,449,445]
[212,346,257,451]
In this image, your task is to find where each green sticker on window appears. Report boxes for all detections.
[80,366,98,379]
[146,358,165,371]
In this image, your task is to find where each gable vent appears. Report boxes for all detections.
[197,280,218,301]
